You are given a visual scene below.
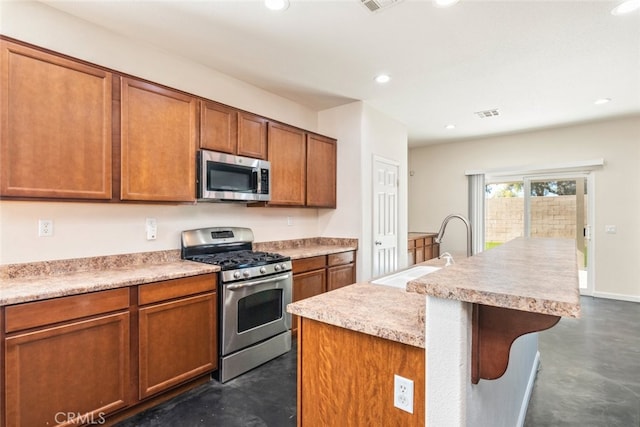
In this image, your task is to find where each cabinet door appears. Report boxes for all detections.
[5,312,130,426]
[267,122,306,206]
[139,293,216,399]
[121,77,197,202]
[238,112,268,159]
[292,269,326,335]
[200,100,237,154]
[0,40,112,199]
[415,238,425,264]
[306,133,337,208]
[327,264,355,292]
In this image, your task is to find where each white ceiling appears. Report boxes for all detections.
[40,0,640,147]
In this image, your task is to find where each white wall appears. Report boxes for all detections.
[426,297,539,427]
[409,116,640,300]
[0,1,336,264]
[318,102,408,281]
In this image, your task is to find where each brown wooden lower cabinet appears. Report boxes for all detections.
[2,274,218,427]
[291,251,356,336]
[138,292,216,399]
[326,251,355,292]
[4,293,131,427]
[408,233,439,266]
[298,318,425,426]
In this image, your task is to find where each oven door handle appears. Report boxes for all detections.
[226,273,291,290]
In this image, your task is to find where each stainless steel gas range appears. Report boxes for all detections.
[181,227,292,383]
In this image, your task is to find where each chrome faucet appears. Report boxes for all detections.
[435,214,473,257]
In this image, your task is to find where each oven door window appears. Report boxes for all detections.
[207,162,257,193]
[237,289,283,333]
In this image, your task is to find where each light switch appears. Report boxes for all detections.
[146,218,157,240]
[605,225,617,234]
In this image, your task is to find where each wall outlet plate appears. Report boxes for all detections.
[145,218,157,240]
[394,374,414,414]
[38,219,53,237]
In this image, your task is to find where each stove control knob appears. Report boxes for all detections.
[233,271,241,279]
[280,263,288,271]
[260,267,267,274]
[274,264,281,272]
[243,270,251,278]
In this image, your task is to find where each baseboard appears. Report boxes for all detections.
[592,292,640,303]
[517,350,540,427]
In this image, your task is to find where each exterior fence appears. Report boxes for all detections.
[486,195,588,243]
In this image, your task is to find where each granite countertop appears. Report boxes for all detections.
[287,237,580,349]
[408,232,437,239]
[287,283,426,348]
[407,237,581,318]
[0,250,219,306]
[254,237,358,260]
[0,237,358,307]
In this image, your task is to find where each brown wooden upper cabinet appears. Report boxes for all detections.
[120,77,197,202]
[238,111,268,159]
[200,101,268,160]
[199,100,237,154]
[306,133,337,208]
[267,122,337,207]
[0,40,113,200]
[268,122,307,206]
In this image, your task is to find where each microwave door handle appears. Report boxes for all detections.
[226,273,291,290]
[252,170,258,192]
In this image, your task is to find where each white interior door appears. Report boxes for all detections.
[372,156,399,278]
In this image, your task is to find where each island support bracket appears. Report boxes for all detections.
[471,303,560,384]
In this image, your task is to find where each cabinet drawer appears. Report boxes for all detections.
[138,274,217,306]
[293,256,327,274]
[415,238,425,247]
[328,251,354,267]
[5,287,130,333]
[408,239,416,249]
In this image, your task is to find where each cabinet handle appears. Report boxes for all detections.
[375,241,382,245]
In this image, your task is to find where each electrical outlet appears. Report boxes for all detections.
[605,225,617,234]
[145,218,157,240]
[394,374,414,414]
[38,219,54,237]
[287,216,293,226]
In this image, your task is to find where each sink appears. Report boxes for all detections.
[371,265,441,289]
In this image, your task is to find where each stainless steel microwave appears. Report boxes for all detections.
[197,150,270,202]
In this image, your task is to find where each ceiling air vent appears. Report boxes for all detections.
[474,109,500,118]
[360,0,404,13]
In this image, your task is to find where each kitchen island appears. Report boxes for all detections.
[287,237,580,427]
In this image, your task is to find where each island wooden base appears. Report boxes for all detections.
[471,304,560,384]
[297,318,425,426]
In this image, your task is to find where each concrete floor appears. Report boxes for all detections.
[116,296,639,426]
[524,296,640,427]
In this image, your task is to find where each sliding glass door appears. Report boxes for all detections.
[485,173,592,293]
[524,175,590,291]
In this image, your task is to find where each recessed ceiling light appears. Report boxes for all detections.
[611,0,640,15]
[265,0,289,11]
[433,0,460,8]
[375,74,391,84]
[594,98,612,105]
[445,124,456,130]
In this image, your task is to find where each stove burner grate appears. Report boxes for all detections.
[188,250,289,270]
